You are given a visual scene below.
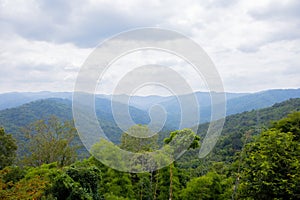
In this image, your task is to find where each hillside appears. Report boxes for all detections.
[0,92,72,110]
[225,89,300,115]
[177,98,300,167]
[113,88,300,129]
[1,89,299,115]
[0,98,150,145]
[151,88,300,129]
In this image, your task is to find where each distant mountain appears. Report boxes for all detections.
[0,92,72,110]
[155,92,248,129]
[157,88,300,128]
[111,94,174,111]
[109,89,300,128]
[225,89,300,115]
[0,97,150,145]
[110,91,248,111]
[0,88,299,131]
[1,91,300,161]
[0,91,246,112]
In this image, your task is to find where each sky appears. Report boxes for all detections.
[0,0,300,95]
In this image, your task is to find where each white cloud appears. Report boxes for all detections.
[0,34,91,92]
[0,0,299,94]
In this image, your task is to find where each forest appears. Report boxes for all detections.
[0,98,300,199]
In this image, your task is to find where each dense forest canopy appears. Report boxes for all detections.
[0,98,300,199]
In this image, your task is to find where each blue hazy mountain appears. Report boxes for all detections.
[0,92,72,110]
[0,97,150,144]
[0,88,299,132]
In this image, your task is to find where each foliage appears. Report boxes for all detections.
[47,161,102,200]
[181,171,233,200]
[164,128,200,158]
[103,168,134,199]
[272,111,300,141]
[1,100,300,199]
[238,112,300,199]
[120,125,158,153]
[0,163,58,200]
[22,116,79,167]
[155,164,181,200]
[0,128,17,170]
[195,98,300,162]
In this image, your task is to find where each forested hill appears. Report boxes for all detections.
[1,99,299,199]
[1,95,300,164]
[224,89,300,115]
[178,98,300,166]
[159,88,300,127]
[0,92,72,110]
[0,98,150,144]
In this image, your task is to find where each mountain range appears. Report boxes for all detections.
[0,88,300,145]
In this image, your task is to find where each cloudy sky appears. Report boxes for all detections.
[0,0,299,95]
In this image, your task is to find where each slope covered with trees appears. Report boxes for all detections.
[194,98,300,162]
[0,98,299,199]
[0,98,150,146]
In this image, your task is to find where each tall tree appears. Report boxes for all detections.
[239,112,300,199]
[120,125,158,199]
[163,128,200,200]
[0,128,17,169]
[23,116,79,167]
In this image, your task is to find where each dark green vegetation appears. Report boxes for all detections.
[0,128,17,170]
[0,98,300,199]
[194,98,300,163]
[21,116,80,167]
[237,111,300,199]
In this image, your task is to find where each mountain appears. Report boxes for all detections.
[111,94,174,111]
[1,92,300,163]
[177,98,300,167]
[110,91,248,111]
[0,88,299,132]
[0,92,72,110]
[225,89,300,115]
[99,89,300,129]
[0,97,150,145]
[157,88,300,128]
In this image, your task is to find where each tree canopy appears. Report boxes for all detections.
[0,128,17,170]
[239,112,300,199]
[22,116,79,167]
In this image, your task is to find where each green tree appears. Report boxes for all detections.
[0,128,17,170]
[162,129,200,200]
[272,111,300,141]
[120,124,158,153]
[164,128,200,157]
[103,168,134,199]
[181,171,232,200]
[155,164,181,200]
[120,125,159,199]
[239,112,300,199]
[47,161,102,200]
[23,116,79,167]
[0,163,58,200]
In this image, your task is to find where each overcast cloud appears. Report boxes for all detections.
[0,0,299,94]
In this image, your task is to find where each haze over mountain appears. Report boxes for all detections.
[1,89,299,112]
[0,97,150,145]
[0,88,299,145]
